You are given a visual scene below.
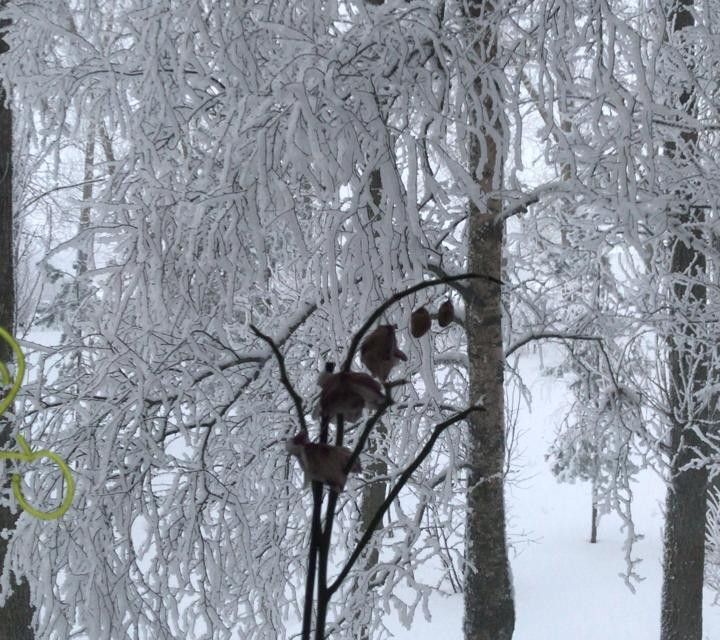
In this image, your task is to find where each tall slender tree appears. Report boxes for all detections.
[660,2,709,637]
[515,0,720,632]
[462,0,514,638]
[0,0,565,637]
[0,5,33,638]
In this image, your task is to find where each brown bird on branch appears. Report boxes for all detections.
[313,367,385,422]
[286,431,361,493]
[360,324,407,381]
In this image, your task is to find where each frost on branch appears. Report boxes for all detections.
[255,277,484,640]
[0,0,520,637]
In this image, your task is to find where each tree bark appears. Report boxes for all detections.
[0,11,34,639]
[661,212,708,640]
[357,426,386,640]
[660,2,707,638]
[590,484,598,544]
[463,220,514,640]
[661,435,707,640]
[356,166,389,640]
[462,1,514,638]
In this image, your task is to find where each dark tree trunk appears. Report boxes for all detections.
[661,211,708,640]
[462,1,514,638]
[0,12,34,640]
[661,439,707,640]
[659,0,709,638]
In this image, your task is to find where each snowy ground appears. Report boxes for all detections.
[388,355,720,640]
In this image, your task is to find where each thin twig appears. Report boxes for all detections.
[506,332,619,392]
[250,325,308,433]
[302,481,323,640]
[506,331,671,455]
[328,403,484,595]
[315,415,345,640]
[341,273,502,373]
[343,380,405,475]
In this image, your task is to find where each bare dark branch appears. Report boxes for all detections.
[328,403,484,594]
[341,273,501,373]
[250,324,308,433]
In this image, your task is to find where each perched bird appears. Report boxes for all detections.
[313,369,385,422]
[286,431,361,493]
[437,299,455,327]
[410,306,432,338]
[360,324,407,381]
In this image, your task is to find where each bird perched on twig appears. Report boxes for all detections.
[313,365,385,422]
[360,324,407,381]
[286,431,361,493]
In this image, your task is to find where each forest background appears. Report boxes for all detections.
[0,0,719,639]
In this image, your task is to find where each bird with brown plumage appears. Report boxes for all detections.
[313,367,385,422]
[286,431,361,493]
[360,324,407,381]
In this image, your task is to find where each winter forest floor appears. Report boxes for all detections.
[387,352,720,640]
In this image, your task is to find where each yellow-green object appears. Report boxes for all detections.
[0,327,75,520]
[0,436,76,520]
[0,325,24,417]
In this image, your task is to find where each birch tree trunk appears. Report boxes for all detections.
[462,0,514,638]
[0,10,34,638]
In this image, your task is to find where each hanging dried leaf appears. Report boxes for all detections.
[437,299,454,327]
[410,306,432,338]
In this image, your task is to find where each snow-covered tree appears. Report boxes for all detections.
[0,3,34,638]
[0,0,553,637]
[516,0,720,636]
